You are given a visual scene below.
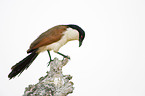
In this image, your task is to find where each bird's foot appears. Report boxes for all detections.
[57,52,70,60]
[63,55,70,60]
[47,59,54,66]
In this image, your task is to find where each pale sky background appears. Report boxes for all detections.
[0,0,145,96]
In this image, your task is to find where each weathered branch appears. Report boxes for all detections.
[23,58,74,96]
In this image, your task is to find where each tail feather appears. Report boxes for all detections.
[8,49,38,79]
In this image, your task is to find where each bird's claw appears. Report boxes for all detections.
[47,60,54,66]
[63,55,70,60]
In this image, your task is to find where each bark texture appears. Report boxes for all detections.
[23,58,74,96]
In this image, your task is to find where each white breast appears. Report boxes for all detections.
[38,28,79,53]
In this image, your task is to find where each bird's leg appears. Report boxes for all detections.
[47,50,52,65]
[57,52,70,59]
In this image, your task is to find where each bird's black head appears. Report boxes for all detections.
[67,24,85,47]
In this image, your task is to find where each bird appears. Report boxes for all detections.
[8,24,85,79]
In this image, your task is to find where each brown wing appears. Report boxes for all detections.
[27,25,67,53]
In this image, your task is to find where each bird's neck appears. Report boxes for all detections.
[64,28,79,41]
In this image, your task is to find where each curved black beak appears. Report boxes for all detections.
[79,39,82,47]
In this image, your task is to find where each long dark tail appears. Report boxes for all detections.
[8,49,38,79]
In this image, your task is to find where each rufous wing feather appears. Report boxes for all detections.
[27,25,67,53]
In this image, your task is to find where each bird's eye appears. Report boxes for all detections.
[81,35,83,39]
